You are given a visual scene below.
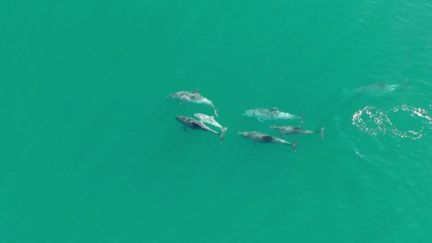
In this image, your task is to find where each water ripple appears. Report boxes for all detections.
[352,104,432,140]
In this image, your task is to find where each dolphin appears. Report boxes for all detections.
[243,108,302,122]
[176,115,227,142]
[270,125,325,138]
[238,131,297,150]
[168,90,219,116]
[354,83,400,95]
[343,81,409,98]
[193,113,228,141]
[175,115,219,136]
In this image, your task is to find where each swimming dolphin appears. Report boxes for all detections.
[270,125,325,138]
[344,81,409,98]
[355,83,400,95]
[243,108,302,122]
[168,90,219,116]
[176,115,227,142]
[238,131,297,150]
[193,113,228,141]
[175,115,219,136]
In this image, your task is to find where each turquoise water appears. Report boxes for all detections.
[1,0,432,242]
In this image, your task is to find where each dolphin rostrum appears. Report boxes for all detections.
[238,131,297,150]
[168,90,219,116]
[243,108,302,122]
[270,125,325,138]
[194,113,228,141]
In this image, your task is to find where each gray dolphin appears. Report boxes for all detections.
[344,81,409,98]
[194,113,228,141]
[168,90,219,116]
[243,108,302,122]
[238,131,297,150]
[355,83,400,95]
[270,125,325,138]
[176,115,226,141]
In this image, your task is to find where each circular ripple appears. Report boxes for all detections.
[352,105,432,140]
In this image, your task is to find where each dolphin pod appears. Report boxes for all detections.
[169,89,325,150]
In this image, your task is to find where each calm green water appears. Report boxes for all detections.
[1,0,432,242]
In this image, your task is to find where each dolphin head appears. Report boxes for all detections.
[175,115,185,122]
[238,131,249,137]
[243,109,255,117]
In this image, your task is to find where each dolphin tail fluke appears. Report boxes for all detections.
[219,127,228,142]
[291,142,298,151]
[320,127,325,139]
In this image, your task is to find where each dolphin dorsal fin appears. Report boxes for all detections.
[192,89,200,94]
[270,107,279,111]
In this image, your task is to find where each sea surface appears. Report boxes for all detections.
[1,0,432,242]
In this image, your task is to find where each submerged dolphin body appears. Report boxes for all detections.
[243,108,302,122]
[168,90,219,116]
[175,115,218,136]
[355,83,400,95]
[194,113,228,141]
[344,82,408,98]
[270,125,325,138]
[238,131,297,150]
